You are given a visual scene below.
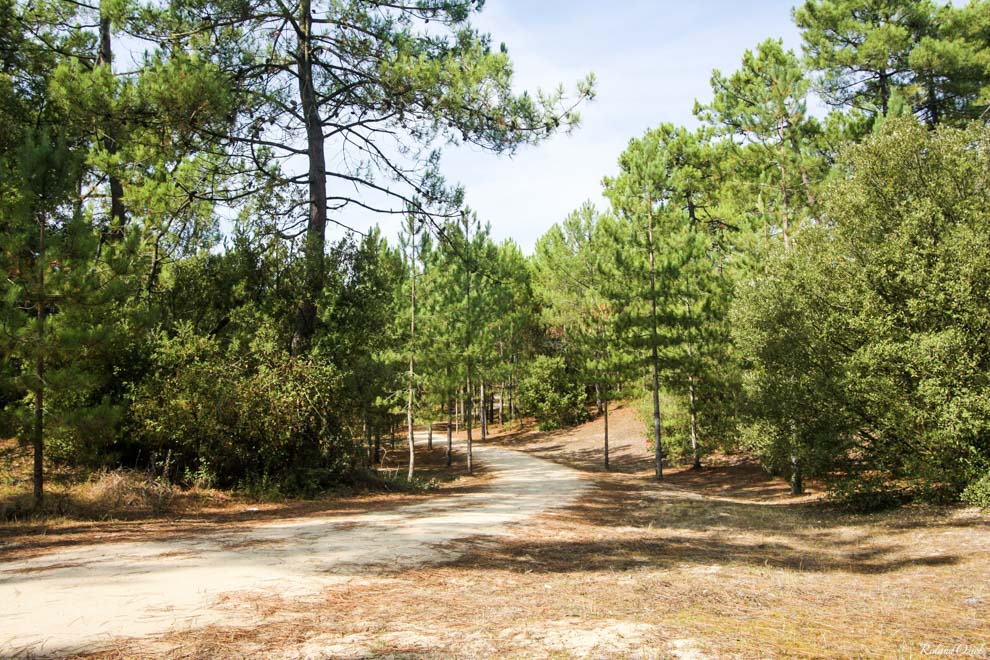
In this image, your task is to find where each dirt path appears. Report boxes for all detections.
[0,440,587,657]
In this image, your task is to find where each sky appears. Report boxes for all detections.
[331,0,808,254]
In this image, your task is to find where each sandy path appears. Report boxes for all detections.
[0,440,587,657]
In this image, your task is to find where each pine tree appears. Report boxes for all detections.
[151,0,595,352]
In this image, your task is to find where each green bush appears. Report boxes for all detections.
[634,390,691,464]
[129,322,355,493]
[962,472,990,509]
[732,121,990,505]
[517,355,588,431]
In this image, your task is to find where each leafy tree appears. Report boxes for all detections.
[603,126,738,472]
[907,0,990,125]
[695,40,827,488]
[516,356,586,431]
[398,213,422,479]
[490,239,538,427]
[0,129,105,506]
[735,119,990,505]
[417,233,463,466]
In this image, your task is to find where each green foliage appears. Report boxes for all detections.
[130,323,350,493]
[633,390,691,463]
[734,119,990,502]
[601,124,741,469]
[961,472,990,509]
[794,0,990,125]
[6,0,990,514]
[517,356,588,431]
[532,202,629,412]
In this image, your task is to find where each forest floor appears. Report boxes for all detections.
[2,408,989,658]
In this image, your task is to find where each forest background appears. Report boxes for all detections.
[3,0,990,514]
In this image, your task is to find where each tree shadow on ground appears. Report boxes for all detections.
[436,474,981,576]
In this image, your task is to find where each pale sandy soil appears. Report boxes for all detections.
[0,439,586,657]
[3,411,988,659]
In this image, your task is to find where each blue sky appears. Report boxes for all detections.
[338,0,808,253]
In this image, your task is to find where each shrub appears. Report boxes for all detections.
[962,472,990,509]
[517,355,588,430]
[634,390,692,464]
[129,323,354,493]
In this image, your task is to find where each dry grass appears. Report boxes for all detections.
[17,412,990,658]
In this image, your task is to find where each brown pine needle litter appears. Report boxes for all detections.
[15,408,990,658]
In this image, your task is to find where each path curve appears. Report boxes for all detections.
[0,441,587,657]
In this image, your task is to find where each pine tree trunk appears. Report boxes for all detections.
[446,399,453,467]
[879,70,890,117]
[594,381,603,416]
[509,371,515,422]
[291,0,328,354]
[464,213,473,474]
[465,380,473,475]
[689,375,700,470]
[33,213,46,508]
[427,421,433,451]
[480,381,487,441]
[374,428,381,465]
[97,12,126,241]
[407,215,417,481]
[648,216,663,481]
[364,417,372,467]
[497,387,503,427]
[603,396,610,472]
[926,80,940,127]
[488,389,495,426]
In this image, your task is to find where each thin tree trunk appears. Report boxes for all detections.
[427,422,433,451]
[509,370,515,422]
[926,80,939,127]
[480,381,487,441]
[33,212,46,508]
[446,398,453,467]
[648,215,663,481]
[374,428,381,465]
[489,388,495,426]
[879,70,890,117]
[465,382,473,474]
[603,396,610,471]
[497,386,503,427]
[364,417,372,467]
[145,236,162,299]
[594,380,603,416]
[291,0,328,354]
[407,215,417,481]
[689,375,700,470]
[463,213,473,474]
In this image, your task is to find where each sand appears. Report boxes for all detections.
[0,439,587,656]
